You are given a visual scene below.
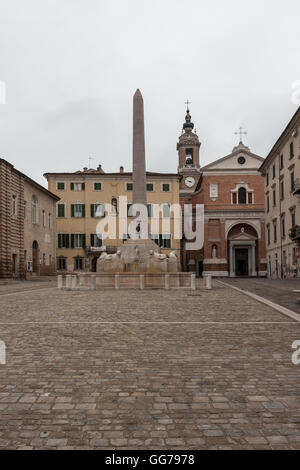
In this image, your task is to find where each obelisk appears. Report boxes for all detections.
[132,89,147,206]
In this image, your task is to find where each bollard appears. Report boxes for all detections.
[90,275,96,290]
[140,274,145,290]
[65,274,72,289]
[115,273,120,290]
[191,273,196,291]
[57,275,63,289]
[165,274,170,290]
[206,274,212,290]
[71,275,77,290]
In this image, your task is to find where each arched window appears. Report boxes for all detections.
[111,197,118,214]
[238,187,247,204]
[32,196,38,223]
[211,245,217,259]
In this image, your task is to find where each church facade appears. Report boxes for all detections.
[177,109,267,277]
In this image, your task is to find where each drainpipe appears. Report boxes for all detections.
[278,152,283,279]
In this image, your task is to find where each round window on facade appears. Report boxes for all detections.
[238,156,246,165]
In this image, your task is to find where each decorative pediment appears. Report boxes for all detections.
[202,143,264,171]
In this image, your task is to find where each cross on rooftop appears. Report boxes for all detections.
[235,126,247,143]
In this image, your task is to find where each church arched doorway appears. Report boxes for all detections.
[32,240,40,275]
[227,223,258,277]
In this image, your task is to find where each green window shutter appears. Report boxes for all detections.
[82,234,86,248]
[91,204,94,217]
[71,182,74,190]
[159,234,163,247]
[71,204,74,218]
[58,234,61,248]
[66,234,69,248]
[90,233,94,247]
[82,204,85,218]
[82,183,85,190]
[71,234,75,248]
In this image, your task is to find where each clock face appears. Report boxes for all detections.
[185,176,195,188]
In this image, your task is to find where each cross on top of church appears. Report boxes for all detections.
[235,126,247,143]
[185,99,191,109]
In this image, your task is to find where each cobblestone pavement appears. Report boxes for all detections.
[0,279,300,450]
[224,278,300,314]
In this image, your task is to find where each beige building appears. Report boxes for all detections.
[44,166,180,272]
[0,158,59,278]
[259,107,300,278]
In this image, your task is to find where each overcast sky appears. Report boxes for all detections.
[0,0,299,187]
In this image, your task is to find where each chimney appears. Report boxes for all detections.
[120,166,124,173]
[97,164,102,172]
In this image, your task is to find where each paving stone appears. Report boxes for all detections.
[0,279,299,449]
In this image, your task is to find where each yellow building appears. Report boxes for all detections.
[44,165,181,272]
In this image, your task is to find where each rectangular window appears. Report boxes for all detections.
[280,181,284,200]
[266,195,270,213]
[159,233,171,249]
[71,233,86,248]
[291,171,295,191]
[273,221,277,243]
[147,204,154,217]
[281,216,285,238]
[272,165,276,178]
[266,173,269,186]
[291,211,296,227]
[42,253,46,264]
[90,233,102,247]
[280,154,284,169]
[49,254,52,265]
[71,182,85,191]
[146,183,154,192]
[162,183,170,192]
[127,204,133,217]
[91,203,105,218]
[93,182,102,191]
[56,182,65,191]
[57,258,66,270]
[273,189,276,207]
[267,225,270,245]
[74,257,84,270]
[42,210,46,227]
[57,204,65,218]
[71,204,85,218]
[150,233,159,245]
[290,142,294,158]
[162,203,170,218]
[292,247,296,265]
[126,183,133,191]
[57,233,69,249]
[49,213,52,228]
[12,195,17,215]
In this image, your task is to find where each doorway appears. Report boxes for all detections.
[91,257,98,272]
[32,240,40,275]
[12,254,18,277]
[235,248,248,276]
[197,260,203,277]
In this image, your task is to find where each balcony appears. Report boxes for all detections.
[293,178,300,197]
[289,225,300,243]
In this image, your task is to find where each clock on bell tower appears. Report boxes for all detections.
[177,103,201,194]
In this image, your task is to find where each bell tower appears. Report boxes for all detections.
[177,105,201,193]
